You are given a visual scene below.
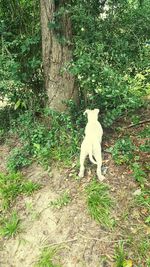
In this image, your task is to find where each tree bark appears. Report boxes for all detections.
[40,0,78,112]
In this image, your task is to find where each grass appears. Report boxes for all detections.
[0,172,40,210]
[85,180,114,228]
[0,211,20,238]
[114,242,133,267]
[35,247,62,267]
[49,191,71,209]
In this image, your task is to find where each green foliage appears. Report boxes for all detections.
[7,146,32,171]
[111,125,149,185]
[7,109,81,170]
[0,211,20,238]
[68,0,150,125]
[111,137,136,165]
[35,247,62,267]
[85,180,114,228]
[137,239,150,259]
[131,162,146,184]
[114,242,132,267]
[0,107,19,144]
[0,0,44,109]
[138,125,150,138]
[135,188,150,224]
[0,172,40,210]
[49,192,71,209]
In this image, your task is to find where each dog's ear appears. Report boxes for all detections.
[94,109,99,115]
[84,109,90,116]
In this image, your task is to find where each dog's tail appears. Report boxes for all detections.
[89,145,97,165]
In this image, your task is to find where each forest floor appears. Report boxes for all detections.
[0,108,150,267]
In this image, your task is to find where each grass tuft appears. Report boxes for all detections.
[85,180,114,228]
[0,172,40,210]
[35,247,62,267]
[49,191,71,209]
[0,211,20,238]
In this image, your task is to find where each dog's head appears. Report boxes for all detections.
[84,109,99,121]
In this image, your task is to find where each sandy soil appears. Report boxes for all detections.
[0,127,149,266]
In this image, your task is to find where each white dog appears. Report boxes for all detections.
[79,108,105,181]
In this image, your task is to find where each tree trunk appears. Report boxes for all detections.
[40,0,78,112]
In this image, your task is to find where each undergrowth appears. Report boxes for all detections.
[111,124,150,186]
[6,107,82,171]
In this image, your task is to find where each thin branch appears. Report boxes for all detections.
[78,233,128,243]
[124,119,150,129]
[41,238,78,247]
[40,233,129,249]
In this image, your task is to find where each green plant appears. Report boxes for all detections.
[138,125,150,138]
[131,162,146,184]
[111,137,136,165]
[135,188,150,224]
[35,247,62,267]
[0,172,40,210]
[0,1,44,109]
[68,0,150,126]
[114,242,126,267]
[137,239,150,259]
[7,146,32,171]
[7,109,81,169]
[0,211,20,238]
[147,258,150,267]
[114,242,133,267]
[22,180,40,195]
[49,191,71,209]
[139,139,150,153]
[131,115,140,125]
[85,180,114,228]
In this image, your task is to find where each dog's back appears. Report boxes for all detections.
[79,108,105,181]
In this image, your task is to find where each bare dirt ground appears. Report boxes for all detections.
[0,122,150,267]
[0,146,148,267]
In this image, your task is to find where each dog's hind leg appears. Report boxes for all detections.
[94,147,105,182]
[78,143,88,178]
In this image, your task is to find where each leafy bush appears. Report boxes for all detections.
[0,0,44,109]
[67,0,150,126]
[7,146,32,171]
[7,109,81,170]
[131,162,146,184]
[111,137,136,165]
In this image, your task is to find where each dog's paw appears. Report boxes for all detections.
[78,171,84,178]
[98,175,105,182]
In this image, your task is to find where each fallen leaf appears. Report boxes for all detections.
[123,259,133,267]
